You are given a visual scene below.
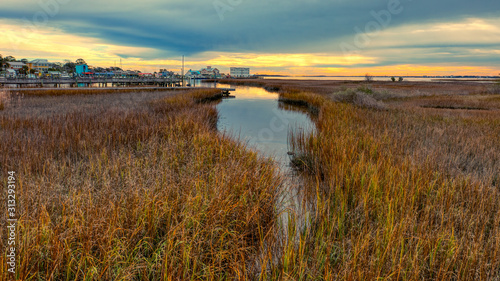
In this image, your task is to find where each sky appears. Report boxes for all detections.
[1,0,499,76]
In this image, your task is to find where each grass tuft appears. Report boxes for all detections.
[0,88,7,111]
[330,87,388,110]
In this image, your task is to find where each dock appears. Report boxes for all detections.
[0,77,182,88]
[1,77,236,97]
[5,86,236,97]
[220,88,235,96]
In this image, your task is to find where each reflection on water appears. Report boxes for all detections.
[215,83,316,238]
[262,76,498,83]
[216,84,314,169]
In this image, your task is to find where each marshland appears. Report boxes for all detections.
[1,79,500,280]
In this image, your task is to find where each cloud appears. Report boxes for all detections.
[1,0,499,56]
[0,0,499,75]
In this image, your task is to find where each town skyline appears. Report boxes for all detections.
[1,0,499,76]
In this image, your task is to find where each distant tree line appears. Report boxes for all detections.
[365,73,404,82]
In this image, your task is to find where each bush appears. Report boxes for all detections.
[357,85,374,94]
[365,73,373,82]
[330,88,387,110]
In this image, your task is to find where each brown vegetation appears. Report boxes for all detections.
[0,89,281,280]
[0,89,6,111]
[276,86,500,279]
[219,78,495,98]
[9,87,207,97]
[1,78,499,279]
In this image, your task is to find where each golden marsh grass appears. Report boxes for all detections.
[0,89,282,280]
[278,88,500,280]
[1,80,499,280]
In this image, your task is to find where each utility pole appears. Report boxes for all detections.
[182,55,184,87]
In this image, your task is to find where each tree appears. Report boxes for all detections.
[76,58,86,65]
[391,76,396,82]
[63,62,76,73]
[0,54,11,70]
[365,73,373,82]
[398,77,404,82]
[19,65,29,75]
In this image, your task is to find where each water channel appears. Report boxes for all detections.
[214,83,316,234]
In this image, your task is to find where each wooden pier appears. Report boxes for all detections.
[220,88,235,97]
[5,85,236,97]
[1,77,236,97]
[0,77,182,88]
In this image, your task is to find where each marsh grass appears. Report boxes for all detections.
[279,89,500,279]
[2,80,499,280]
[11,87,199,97]
[212,80,500,279]
[220,78,493,98]
[0,88,7,111]
[0,89,282,280]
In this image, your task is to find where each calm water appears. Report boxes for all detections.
[214,84,316,235]
[215,84,314,169]
[262,76,497,83]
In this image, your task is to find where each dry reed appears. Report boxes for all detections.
[0,88,281,280]
[2,79,499,280]
[278,88,500,280]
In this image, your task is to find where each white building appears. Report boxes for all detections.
[6,69,16,78]
[230,67,250,78]
[8,61,26,70]
[200,66,220,77]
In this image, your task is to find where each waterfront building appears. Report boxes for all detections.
[155,70,173,78]
[113,70,126,77]
[75,64,89,76]
[200,66,220,78]
[6,69,16,78]
[230,67,251,78]
[185,69,201,78]
[8,61,26,71]
[48,71,62,78]
[28,59,53,73]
